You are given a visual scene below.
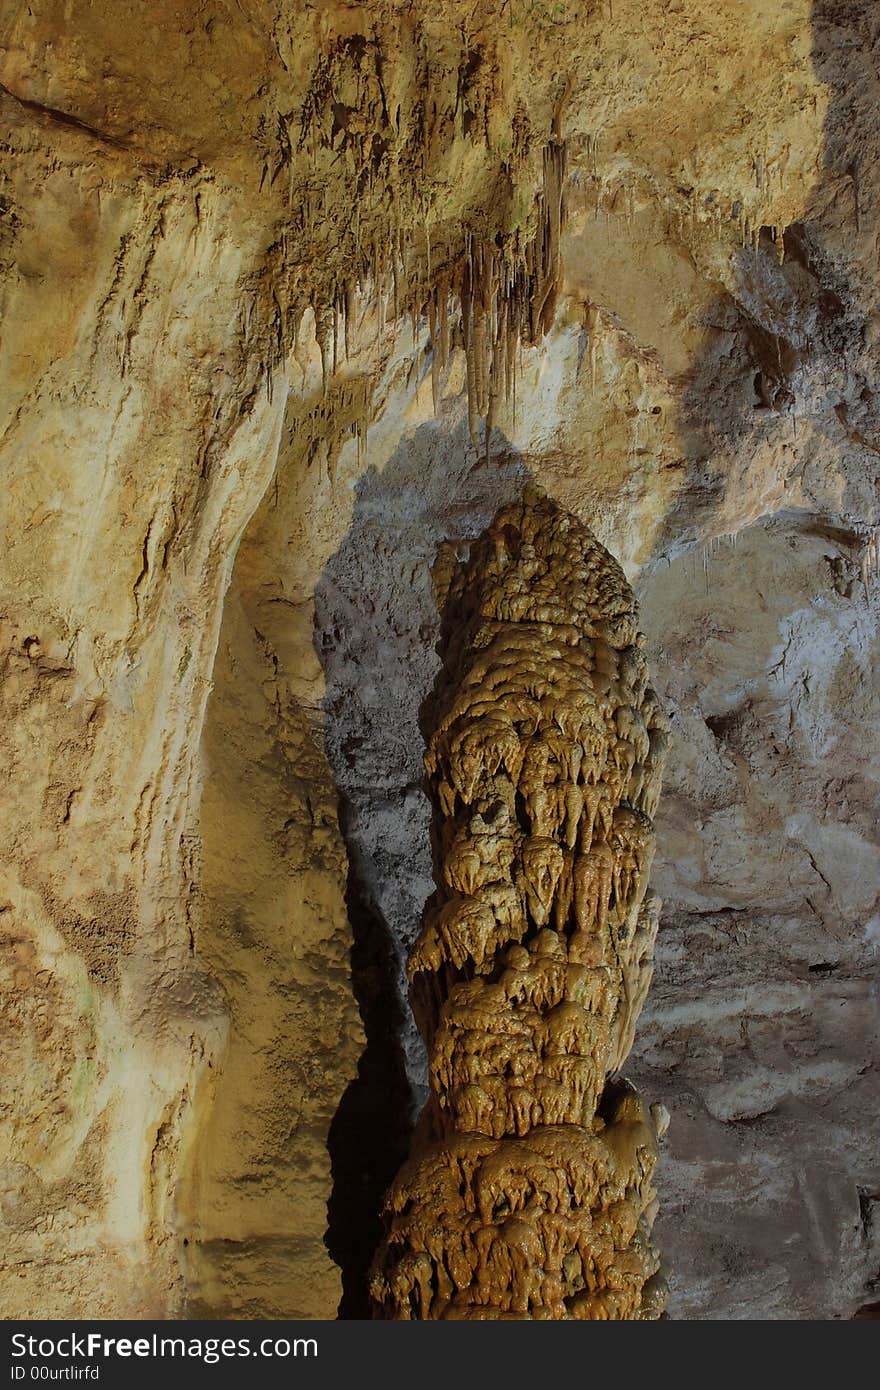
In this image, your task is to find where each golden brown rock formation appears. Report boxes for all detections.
[370,486,669,1320]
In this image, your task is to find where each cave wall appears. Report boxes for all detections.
[630,515,880,1317]
[0,108,289,1315]
[1,0,878,1319]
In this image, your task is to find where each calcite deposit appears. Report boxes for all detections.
[370,490,668,1319]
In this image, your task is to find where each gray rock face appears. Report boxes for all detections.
[631,516,880,1319]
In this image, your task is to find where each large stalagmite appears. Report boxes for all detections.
[370,486,669,1320]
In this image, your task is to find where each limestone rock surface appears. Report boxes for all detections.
[1,0,878,1319]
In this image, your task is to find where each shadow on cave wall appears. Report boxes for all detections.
[322,791,412,1321]
[650,0,880,567]
[315,414,527,1316]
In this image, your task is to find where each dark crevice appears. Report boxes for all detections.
[705,709,745,741]
[324,793,413,1319]
[857,1187,879,1239]
[0,80,132,151]
[852,1299,880,1318]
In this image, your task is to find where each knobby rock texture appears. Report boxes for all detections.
[371,490,668,1319]
[1,0,878,1320]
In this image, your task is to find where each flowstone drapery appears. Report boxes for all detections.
[370,486,669,1320]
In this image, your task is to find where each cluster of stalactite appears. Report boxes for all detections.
[267,128,566,454]
[370,486,669,1320]
[428,137,567,448]
[304,132,567,448]
[262,30,572,445]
